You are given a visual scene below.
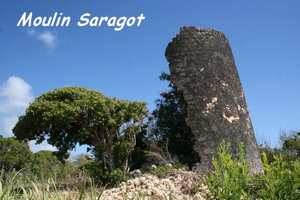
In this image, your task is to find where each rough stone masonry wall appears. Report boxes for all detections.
[165,27,263,174]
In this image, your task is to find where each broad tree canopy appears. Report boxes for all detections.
[13,87,148,168]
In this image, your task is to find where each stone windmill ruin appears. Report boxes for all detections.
[165,27,263,174]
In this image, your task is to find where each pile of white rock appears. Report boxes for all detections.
[100,169,208,200]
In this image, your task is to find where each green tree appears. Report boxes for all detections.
[151,73,200,167]
[0,136,32,171]
[281,132,300,158]
[30,150,65,179]
[13,87,148,172]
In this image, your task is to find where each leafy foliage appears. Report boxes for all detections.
[207,141,300,200]
[259,144,283,164]
[13,87,148,171]
[259,131,300,164]
[0,137,32,171]
[130,127,150,170]
[80,161,127,187]
[145,163,184,178]
[151,73,199,167]
[281,131,300,159]
[113,140,134,171]
[258,153,300,200]
[207,142,251,200]
[73,154,93,167]
[30,151,68,180]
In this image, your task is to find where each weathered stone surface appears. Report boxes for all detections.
[165,27,263,174]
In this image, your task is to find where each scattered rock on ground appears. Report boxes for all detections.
[100,169,208,200]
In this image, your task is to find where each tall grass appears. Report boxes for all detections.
[0,169,104,200]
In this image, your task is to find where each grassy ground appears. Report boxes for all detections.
[0,170,104,200]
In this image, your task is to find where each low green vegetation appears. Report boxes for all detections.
[143,163,184,178]
[206,141,300,200]
[80,161,128,187]
[0,169,103,200]
[0,136,32,172]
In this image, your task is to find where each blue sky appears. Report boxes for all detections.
[0,0,300,155]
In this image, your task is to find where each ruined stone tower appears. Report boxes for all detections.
[165,27,263,174]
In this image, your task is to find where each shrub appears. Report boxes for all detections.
[105,168,127,186]
[30,150,79,184]
[206,141,300,200]
[145,163,184,178]
[73,154,93,167]
[258,153,300,200]
[0,137,32,171]
[130,149,147,170]
[206,142,251,200]
[113,140,135,171]
[259,144,284,164]
[30,151,64,179]
[281,131,300,160]
[259,131,300,163]
[80,161,127,187]
[145,165,174,178]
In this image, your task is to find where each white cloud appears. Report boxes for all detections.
[1,116,18,135]
[0,76,57,152]
[37,31,57,48]
[0,76,33,136]
[27,30,57,48]
[0,76,33,113]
